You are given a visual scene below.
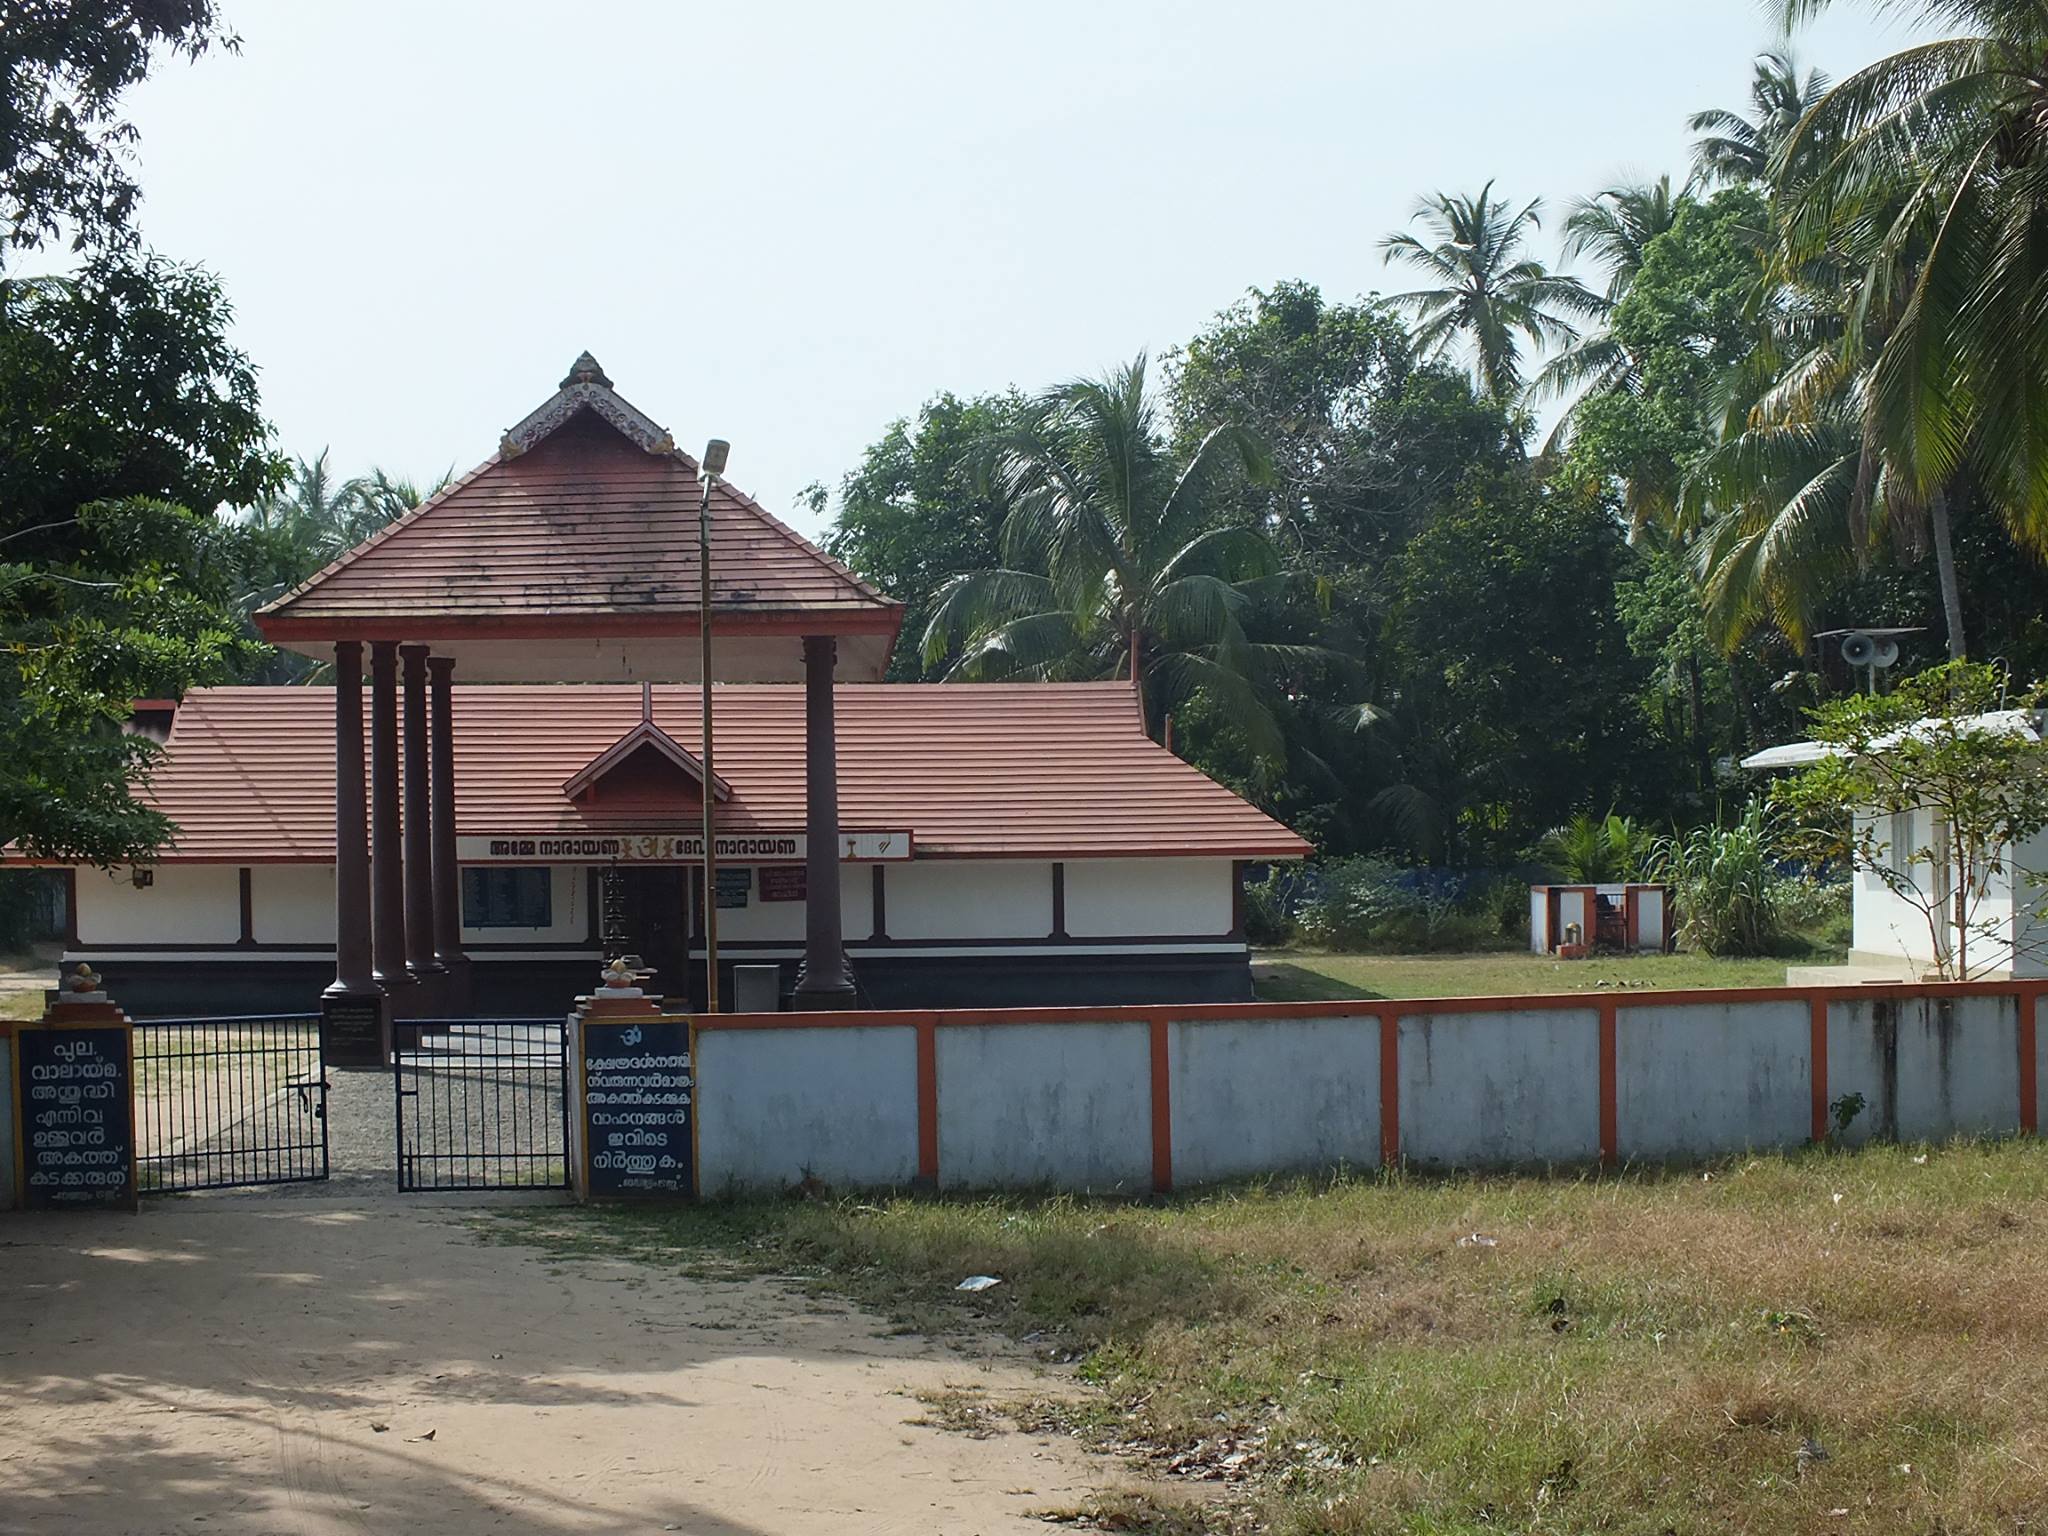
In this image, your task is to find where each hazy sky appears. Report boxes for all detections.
[116,1,1924,537]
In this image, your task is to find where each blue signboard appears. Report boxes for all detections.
[580,1019,693,1197]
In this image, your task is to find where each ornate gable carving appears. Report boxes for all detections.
[500,352,678,459]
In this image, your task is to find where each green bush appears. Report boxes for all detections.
[1648,801,1783,956]
[1295,859,1509,953]
[1534,812,1649,882]
[1242,864,1299,946]
[1773,874,1852,949]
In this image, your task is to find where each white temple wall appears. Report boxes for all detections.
[76,865,240,946]
[884,860,1056,941]
[251,865,336,944]
[1064,858,1234,938]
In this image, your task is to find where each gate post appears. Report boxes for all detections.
[10,965,137,1212]
[566,959,694,1201]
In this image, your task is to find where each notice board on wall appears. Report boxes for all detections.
[16,1022,136,1210]
[580,1019,693,1198]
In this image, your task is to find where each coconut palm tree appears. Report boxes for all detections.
[1378,183,1601,405]
[920,354,1310,768]
[1688,45,1832,186]
[1773,0,2048,559]
[1562,175,1690,300]
[1534,177,1694,440]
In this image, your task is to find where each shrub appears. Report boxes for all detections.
[1295,859,1509,953]
[1241,864,1300,946]
[1772,874,1852,950]
[1534,811,1649,882]
[1648,801,1783,956]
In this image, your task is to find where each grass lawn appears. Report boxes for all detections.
[1254,947,1814,1002]
[497,1141,2048,1534]
[0,944,58,1020]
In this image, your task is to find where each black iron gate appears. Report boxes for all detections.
[133,1015,329,1192]
[393,1019,568,1191]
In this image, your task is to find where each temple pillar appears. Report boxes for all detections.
[793,634,855,1007]
[369,640,408,992]
[400,644,442,993]
[428,655,469,1012]
[321,641,388,1065]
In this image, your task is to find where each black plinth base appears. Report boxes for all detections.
[321,990,391,1067]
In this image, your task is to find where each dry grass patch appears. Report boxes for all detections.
[498,1142,2048,1534]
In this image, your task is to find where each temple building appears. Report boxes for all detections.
[49,357,1309,1039]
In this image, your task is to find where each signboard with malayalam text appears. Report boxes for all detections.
[17,1023,136,1210]
[579,1019,693,1199]
[457,830,913,865]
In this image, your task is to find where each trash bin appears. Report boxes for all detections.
[732,964,782,1014]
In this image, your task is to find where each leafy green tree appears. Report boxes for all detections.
[1379,183,1601,406]
[920,354,1304,766]
[1538,176,1695,453]
[1,0,234,253]
[820,391,1022,679]
[1773,659,2048,978]
[1568,188,1768,528]
[1170,281,1515,567]
[1,255,277,861]
[1375,473,1657,861]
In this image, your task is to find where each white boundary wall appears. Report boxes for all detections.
[688,982,2047,1194]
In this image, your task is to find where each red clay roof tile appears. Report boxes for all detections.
[136,684,1310,863]
[257,411,897,634]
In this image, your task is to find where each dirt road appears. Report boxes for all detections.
[0,1196,1099,1534]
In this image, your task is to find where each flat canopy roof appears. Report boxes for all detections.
[254,354,902,682]
[118,683,1312,864]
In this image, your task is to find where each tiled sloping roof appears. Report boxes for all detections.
[137,684,1311,862]
[256,411,897,630]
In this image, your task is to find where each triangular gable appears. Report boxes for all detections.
[564,718,731,804]
[499,351,676,459]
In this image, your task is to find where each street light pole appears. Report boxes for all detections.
[697,438,729,1014]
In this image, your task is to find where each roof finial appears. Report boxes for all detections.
[641,680,653,723]
[561,351,613,390]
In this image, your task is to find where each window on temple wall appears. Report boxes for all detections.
[462,867,553,929]
[1888,809,1916,879]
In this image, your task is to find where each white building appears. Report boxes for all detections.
[1744,712,2048,981]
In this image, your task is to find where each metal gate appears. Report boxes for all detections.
[133,1016,329,1192]
[393,1019,568,1191]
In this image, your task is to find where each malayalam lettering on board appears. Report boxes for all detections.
[582,1019,693,1197]
[18,1025,135,1210]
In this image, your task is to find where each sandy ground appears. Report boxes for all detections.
[0,1194,1102,1535]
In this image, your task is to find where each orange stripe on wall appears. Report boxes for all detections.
[1148,1017,1172,1194]
[1379,1010,1400,1168]
[1598,998,1618,1167]
[915,1017,939,1183]
[1809,995,1829,1143]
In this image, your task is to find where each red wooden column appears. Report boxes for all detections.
[793,634,856,1007]
[369,640,408,992]
[428,655,468,1010]
[322,641,389,1065]
[400,644,442,989]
